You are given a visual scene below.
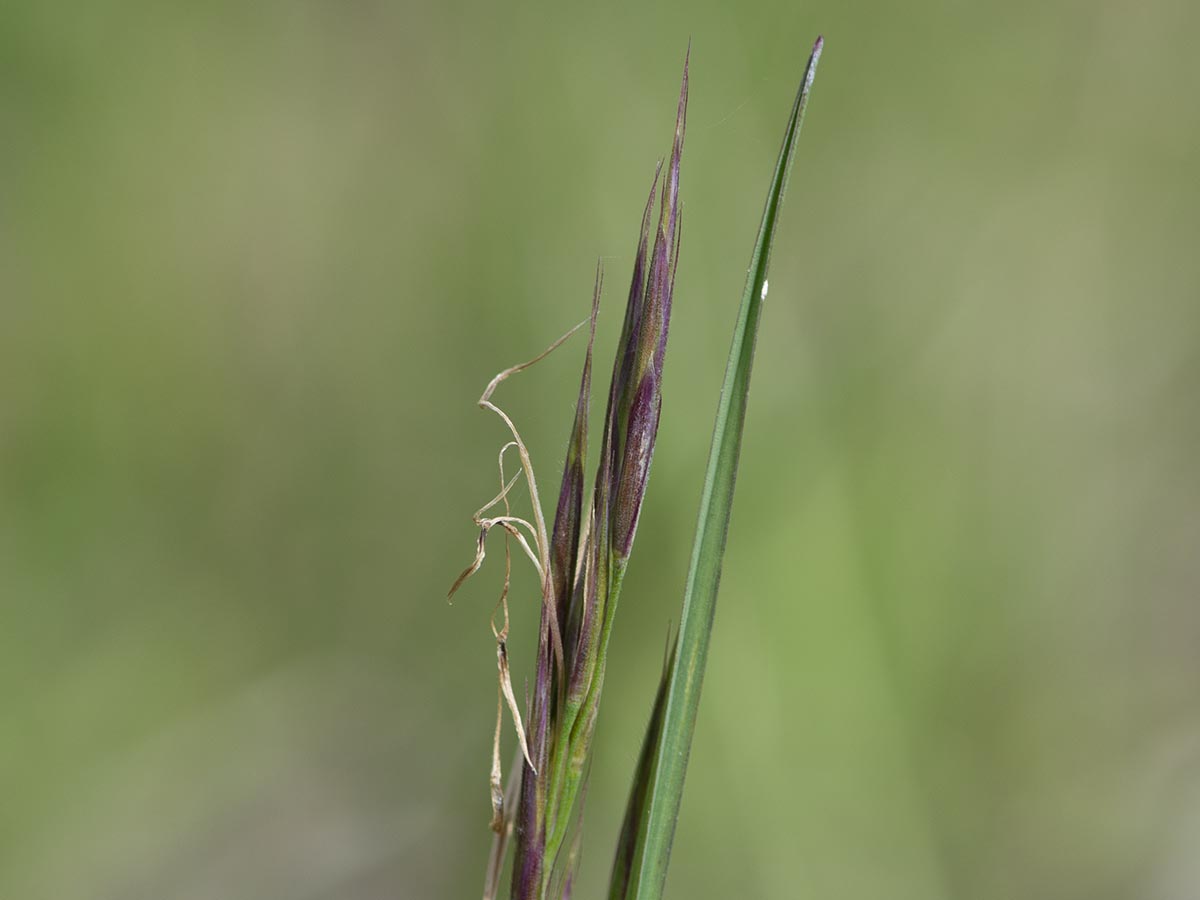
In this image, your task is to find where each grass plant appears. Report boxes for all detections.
[450,36,823,900]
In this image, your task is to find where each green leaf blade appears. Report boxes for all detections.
[609,635,677,900]
[621,36,824,900]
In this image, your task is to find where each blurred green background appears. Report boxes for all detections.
[3,1,1199,897]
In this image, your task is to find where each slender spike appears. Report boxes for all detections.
[611,58,688,563]
[551,264,601,638]
[600,163,662,516]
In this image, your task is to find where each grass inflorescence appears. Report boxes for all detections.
[450,36,823,900]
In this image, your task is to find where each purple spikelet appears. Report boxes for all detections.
[503,51,688,900]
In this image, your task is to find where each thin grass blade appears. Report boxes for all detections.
[621,36,824,900]
[608,635,676,900]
